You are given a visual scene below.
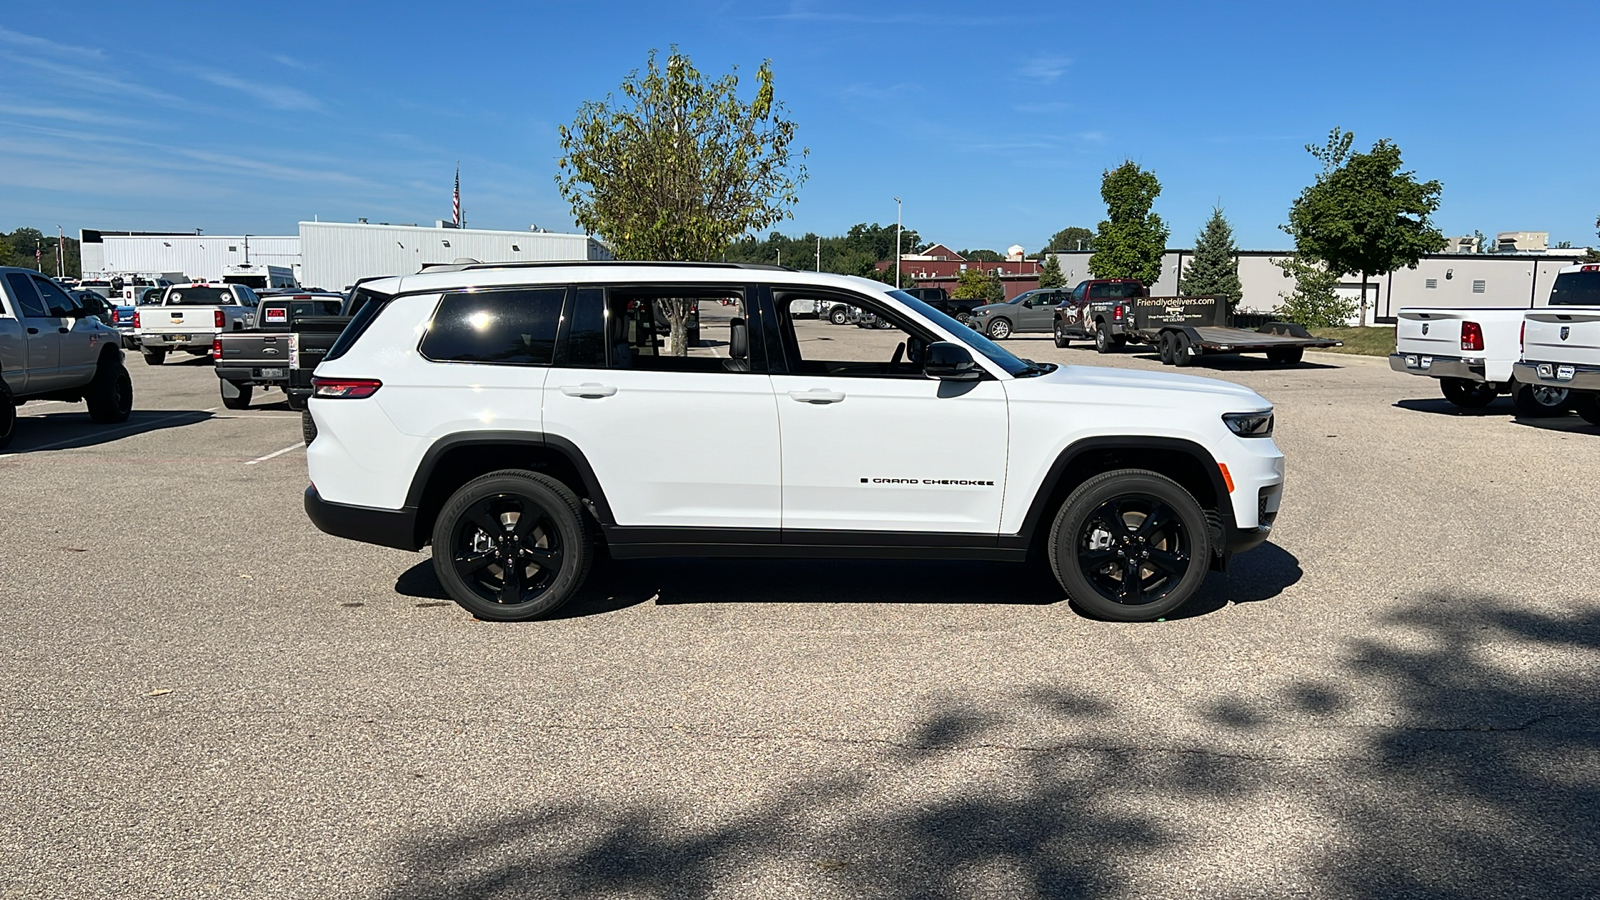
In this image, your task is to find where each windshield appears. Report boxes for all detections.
[165,287,235,305]
[886,290,1035,376]
[1549,270,1600,306]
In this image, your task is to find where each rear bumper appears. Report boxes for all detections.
[1512,361,1600,392]
[140,333,216,351]
[1389,353,1483,381]
[215,364,289,385]
[304,486,422,551]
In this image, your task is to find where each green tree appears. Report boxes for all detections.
[722,222,920,277]
[557,47,808,353]
[1179,207,1243,307]
[953,267,1003,304]
[864,265,915,288]
[1474,229,1496,254]
[1586,215,1600,263]
[1037,253,1065,288]
[1283,127,1444,325]
[1041,225,1093,254]
[961,249,1004,263]
[1272,255,1353,328]
[1089,162,1169,285]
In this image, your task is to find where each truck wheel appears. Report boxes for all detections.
[219,379,253,410]
[285,391,307,411]
[1048,468,1211,622]
[1094,324,1115,353]
[987,318,1012,340]
[1172,332,1196,367]
[1156,333,1174,365]
[1511,383,1570,417]
[1267,346,1304,365]
[431,469,593,621]
[85,358,134,424]
[301,410,318,445]
[829,307,848,325]
[1440,378,1496,408]
[1573,393,1600,426]
[142,349,166,366]
[0,380,14,451]
[1053,321,1071,349]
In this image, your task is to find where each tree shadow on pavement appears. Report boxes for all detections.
[377,595,1600,898]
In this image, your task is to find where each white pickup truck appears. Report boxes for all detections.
[1513,263,1600,427]
[1389,307,1571,415]
[136,283,258,366]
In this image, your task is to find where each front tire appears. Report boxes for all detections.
[142,349,166,366]
[1048,469,1211,622]
[829,307,848,325]
[1053,322,1071,349]
[0,379,14,450]
[1511,382,1570,417]
[987,318,1012,340]
[1440,378,1496,408]
[220,379,253,410]
[431,470,593,621]
[85,358,134,424]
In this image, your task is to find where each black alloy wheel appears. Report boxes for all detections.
[432,470,591,621]
[1049,469,1211,622]
[1511,383,1570,417]
[1439,377,1497,408]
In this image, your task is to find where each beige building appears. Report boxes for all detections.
[1495,231,1549,252]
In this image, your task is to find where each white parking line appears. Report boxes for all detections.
[0,408,218,459]
[245,442,305,465]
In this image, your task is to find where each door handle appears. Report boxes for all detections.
[559,383,617,398]
[27,327,39,334]
[788,389,846,404]
[58,327,70,334]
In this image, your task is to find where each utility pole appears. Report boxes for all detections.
[56,225,64,278]
[816,235,821,272]
[894,197,902,289]
[244,234,251,264]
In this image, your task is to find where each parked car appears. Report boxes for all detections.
[213,292,346,409]
[902,287,983,323]
[1390,307,1569,415]
[966,288,1070,339]
[136,283,258,365]
[1052,279,1148,352]
[0,266,133,449]
[304,262,1284,624]
[1512,262,1600,426]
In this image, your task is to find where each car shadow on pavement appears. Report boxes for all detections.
[1509,414,1595,435]
[375,596,1600,899]
[1,409,214,456]
[1170,541,1302,620]
[1116,351,1343,372]
[1393,398,1516,417]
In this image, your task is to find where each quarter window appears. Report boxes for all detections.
[422,288,566,366]
[32,275,81,317]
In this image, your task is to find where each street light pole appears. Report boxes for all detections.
[894,197,902,289]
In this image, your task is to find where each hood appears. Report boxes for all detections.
[1018,363,1271,408]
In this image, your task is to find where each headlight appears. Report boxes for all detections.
[1223,411,1274,437]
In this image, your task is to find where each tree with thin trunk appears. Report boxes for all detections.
[557,47,808,354]
[1089,162,1168,286]
[1179,207,1243,308]
[1283,127,1444,325]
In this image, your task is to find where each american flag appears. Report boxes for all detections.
[452,164,460,227]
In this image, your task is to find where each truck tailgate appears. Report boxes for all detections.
[218,332,295,366]
[141,307,220,334]
[1524,308,1600,367]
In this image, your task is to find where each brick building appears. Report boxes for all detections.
[876,243,1042,300]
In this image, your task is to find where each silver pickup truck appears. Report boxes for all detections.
[136,283,257,365]
[1513,263,1600,426]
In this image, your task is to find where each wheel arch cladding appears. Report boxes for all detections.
[1020,437,1228,549]
[406,433,613,548]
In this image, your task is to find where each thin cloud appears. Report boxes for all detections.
[0,25,104,60]
[200,72,324,112]
[1017,55,1071,84]
[272,54,313,71]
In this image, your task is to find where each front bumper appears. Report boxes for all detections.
[304,486,422,551]
[1513,361,1600,392]
[1388,353,1483,381]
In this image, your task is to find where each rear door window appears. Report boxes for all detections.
[4,273,50,318]
[421,288,566,366]
[32,275,82,317]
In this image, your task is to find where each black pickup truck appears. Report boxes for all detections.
[214,293,348,409]
[903,286,983,323]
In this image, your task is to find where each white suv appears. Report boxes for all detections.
[304,262,1284,622]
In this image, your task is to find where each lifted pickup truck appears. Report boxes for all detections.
[214,292,345,409]
[1116,295,1341,367]
[136,283,258,365]
[1390,307,1570,415]
[1512,263,1600,426]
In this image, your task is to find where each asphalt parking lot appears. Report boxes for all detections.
[4,338,1597,899]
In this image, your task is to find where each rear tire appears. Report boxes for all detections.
[1094,324,1115,353]
[1440,378,1496,408]
[431,470,593,621]
[1267,346,1304,365]
[219,379,253,410]
[1573,393,1600,426]
[85,358,134,424]
[1048,469,1211,622]
[1053,322,1071,349]
[0,380,14,451]
[1511,382,1570,417]
[301,410,318,445]
[142,349,166,366]
[1172,332,1196,367]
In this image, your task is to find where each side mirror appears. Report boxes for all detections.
[924,341,982,381]
[1022,299,1034,308]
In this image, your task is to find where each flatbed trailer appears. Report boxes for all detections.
[1124,295,1342,367]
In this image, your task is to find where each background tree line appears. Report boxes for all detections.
[0,228,80,278]
[723,222,925,282]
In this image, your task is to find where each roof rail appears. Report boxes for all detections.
[416,259,797,274]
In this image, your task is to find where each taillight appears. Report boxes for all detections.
[1461,321,1484,352]
[212,337,222,357]
[1114,304,1125,321]
[1520,320,1525,352]
[133,311,140,329]
[214,309,225,328]
[311,377,382,399]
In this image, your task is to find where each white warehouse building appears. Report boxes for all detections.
[81,221,611,291]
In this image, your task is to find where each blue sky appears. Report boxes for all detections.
[2,1,1595,252]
